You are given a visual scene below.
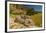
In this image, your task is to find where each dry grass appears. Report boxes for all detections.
[31,13,42,27]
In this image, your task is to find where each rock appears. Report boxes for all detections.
[14,15,25,24]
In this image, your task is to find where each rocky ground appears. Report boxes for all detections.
[9,15,35,29]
